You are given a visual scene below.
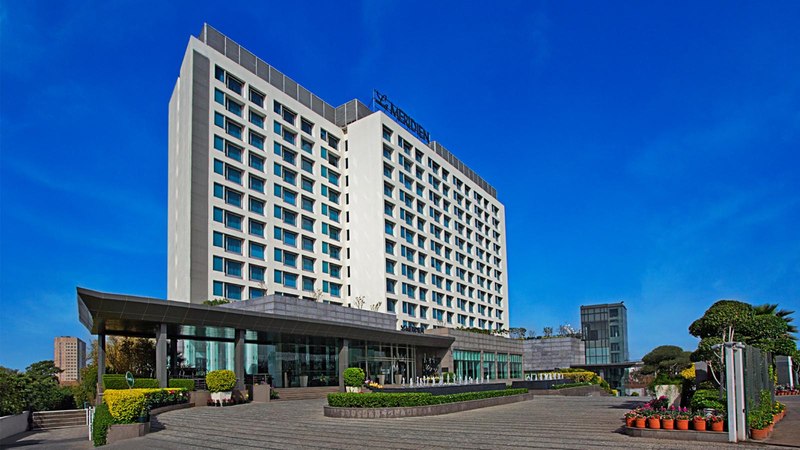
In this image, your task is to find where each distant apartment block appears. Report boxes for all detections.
[581,302,629,364]
[54,336,86,384]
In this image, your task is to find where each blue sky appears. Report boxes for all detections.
[1,1,799,370]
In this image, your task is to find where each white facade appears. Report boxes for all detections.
[168,25,509,332]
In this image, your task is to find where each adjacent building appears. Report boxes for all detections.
[54,336,86,385]
[577,302,631,390]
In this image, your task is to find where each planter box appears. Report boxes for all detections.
[149,402,193,416]
[211,391,232,402]
[251,384,271,403]
[0,411,30,440]
[625,426,728,443]
[190,390,210,407]
[107,422,150,445]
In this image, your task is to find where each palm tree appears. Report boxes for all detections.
[754,303,797,334]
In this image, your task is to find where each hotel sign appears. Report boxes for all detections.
[373,90,430,143]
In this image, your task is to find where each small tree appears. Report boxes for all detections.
[509,327,527,339]
[640,345,691,379]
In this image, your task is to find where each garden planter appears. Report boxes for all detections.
[750,428,769,440]
[711,421,724,432]
[211,391,232,402]
[773,414,781,424]
[395,374,402,385]
[676,419,689,430]
[693,419,706,431]
[300,375,308,388]
[661,418,674,430]
[625,417,635,427]
[634,418,646,428]
[378,374,386,385]
[647,418,661,429]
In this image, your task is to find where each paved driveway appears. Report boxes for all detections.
[106,396,786,450]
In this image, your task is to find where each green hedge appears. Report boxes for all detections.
[690,389,726,413]
[327,388,528,408]
[102,375,159,389]
[551,382,593,390]
[92,402,113,447]
[168,379,195,391]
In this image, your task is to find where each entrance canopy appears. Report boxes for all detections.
[77,287,454,348]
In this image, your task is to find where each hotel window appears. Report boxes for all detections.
[250,265,265,282]
[301,216,314,232]
[274,101,297,125]
[226,74,243,95]
[301,139,313,154]
[224,211,243,231]
[385,240,395,255]
[302,276,315,292]
[224,260,242,278]
[249,88,264,108]
[301,236,314,252]
[301,118,314,135]
[301,157,314,174]
[250,242,265,260]
[385,220,395,236]
[249,175,265,193]
[249,131,265,150]
[283,252,298,268]
[249,153,264,172]
[249,219,264,237]
[330,283,341,297]
[301,178,314,193]
[302,256,314,271]
[249,198,265,215]
[383,126,393,141]
[301,196,314,212]
[383,145,393,160]
[387,299,397,313]
[225,283,242,300]
[225,236,242,254]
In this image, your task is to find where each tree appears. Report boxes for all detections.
[105,337,156,377]
[640,345,691,378]
[509,327,527,339]
[689,299,798,384]
[543,327,553,338]
[0,367,27,416]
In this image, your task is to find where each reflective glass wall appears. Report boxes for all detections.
[349,341,416,384]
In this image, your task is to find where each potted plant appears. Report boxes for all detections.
[675,409,690,430]
[773,401,786,421]
[343,367,365,393]
[634,413,647,429]
[692,414,707,431]
[708,414,725,432]
[206,369,237,403]
[661,410,675,430]
[748,410,772,440]
[647,413,661,429]
[624,411,637,428]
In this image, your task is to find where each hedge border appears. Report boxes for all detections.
[325,392,534,418]
[328,388,528,408]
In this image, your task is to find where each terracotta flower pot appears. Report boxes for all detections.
[661,418,674,430]
[750,427,769,440]
[676,419,689,430]
[711,421,724,432]
[625,417,635,427]
[648,418,661,429]
[693,419,707,431]
[773,414,780,424]
[635,418,646,428]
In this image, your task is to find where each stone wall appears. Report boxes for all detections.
[523,337,584,372]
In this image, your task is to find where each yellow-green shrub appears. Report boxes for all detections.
[104,389,151,422]
[561,371,597,383]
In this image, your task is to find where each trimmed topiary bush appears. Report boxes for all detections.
[327,388,528,408]
[343,367,366,387]
[206,370,236,393]
[168,379,195,391]
[103,389,148,422]
[91,402,113,447]
[690,389,726,413]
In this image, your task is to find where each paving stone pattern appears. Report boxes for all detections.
[104,396,788,450]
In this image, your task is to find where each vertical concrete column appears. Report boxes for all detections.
[234,329,245,391]
[480,351,485,381]
[156,324,168,388]
[494,353,499,380]
[338,339,349,391]
[96,333,106,405]
[169,338,178,377]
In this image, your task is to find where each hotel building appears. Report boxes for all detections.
[168,24,509,335]
[76,24,520,395]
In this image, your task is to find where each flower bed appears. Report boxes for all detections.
[623,396,726,433]
[327,388,528,408]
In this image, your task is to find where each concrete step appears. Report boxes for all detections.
[31,410,87,429]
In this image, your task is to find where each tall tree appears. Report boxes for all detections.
[640,345,691,378]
